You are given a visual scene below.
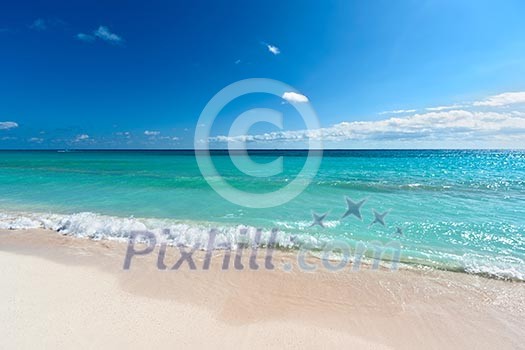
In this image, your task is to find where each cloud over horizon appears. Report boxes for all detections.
[209,93,525,147]
[379,109,416,115]
[473,92,525,107]
[425,104,466,111]
[209,104,525,146]
[3,90,525,149]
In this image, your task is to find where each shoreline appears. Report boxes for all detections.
[2,209,523,282]
[1,228,524,349]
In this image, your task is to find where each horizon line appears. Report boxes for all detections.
[0,148,524,152]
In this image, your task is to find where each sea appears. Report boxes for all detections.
[0,149,523,280]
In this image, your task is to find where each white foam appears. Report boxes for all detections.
[0,211,305,250]
[274,220,340,229]
[407,183,422,188]
[463,259,525,281]
[1,210,523,281]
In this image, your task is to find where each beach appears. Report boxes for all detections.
[1,228,524,349]
[4,1,525,347]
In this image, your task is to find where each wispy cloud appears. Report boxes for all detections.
[76,33,95,43]
[28,137,44,143]
[0,121,18,130]
[29,18,65,31]
[425,104,466,111]
[473,92,525,107]
[156,136,180,141]
[77,26,123,45]
[379,109,417,115]
[94,26,123,43]
[380,90,525,115]
[282,92,309,103]
[30,18,47,31]
[144,130,160,136]
[265,43,280,55]
[210,109,525,145]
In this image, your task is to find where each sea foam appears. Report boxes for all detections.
[1,210,523,281]
[0,211,307,250]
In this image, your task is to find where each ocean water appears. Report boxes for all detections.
[0,150,524,280]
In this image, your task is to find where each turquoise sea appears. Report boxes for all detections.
[0,150,524,280]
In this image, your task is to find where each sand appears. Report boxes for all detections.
[1,229,524,349]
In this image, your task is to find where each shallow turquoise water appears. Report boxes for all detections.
[0,150,524,279]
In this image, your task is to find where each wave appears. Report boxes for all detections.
[0,211,317,249]
[1,210,524,281]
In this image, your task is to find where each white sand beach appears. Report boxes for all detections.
[1,229,524,349]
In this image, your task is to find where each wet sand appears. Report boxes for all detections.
[1,229,524,349]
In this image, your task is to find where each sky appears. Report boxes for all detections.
[1,0,525,149]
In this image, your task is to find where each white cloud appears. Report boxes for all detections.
[282,91,309,103]
[76,33,95,42]
[94,26,123,43]
[473,92,525,107]
[28,137,44,143]
[425,104,466,111]
[235,59,241,64]
[75,134,90,142]
[266,44,280,55]
[379,109,417,115]
[210,109,525,144]
[144,130,160,136]
[0,121,18,130]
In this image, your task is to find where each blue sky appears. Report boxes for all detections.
[1,0,525,149]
